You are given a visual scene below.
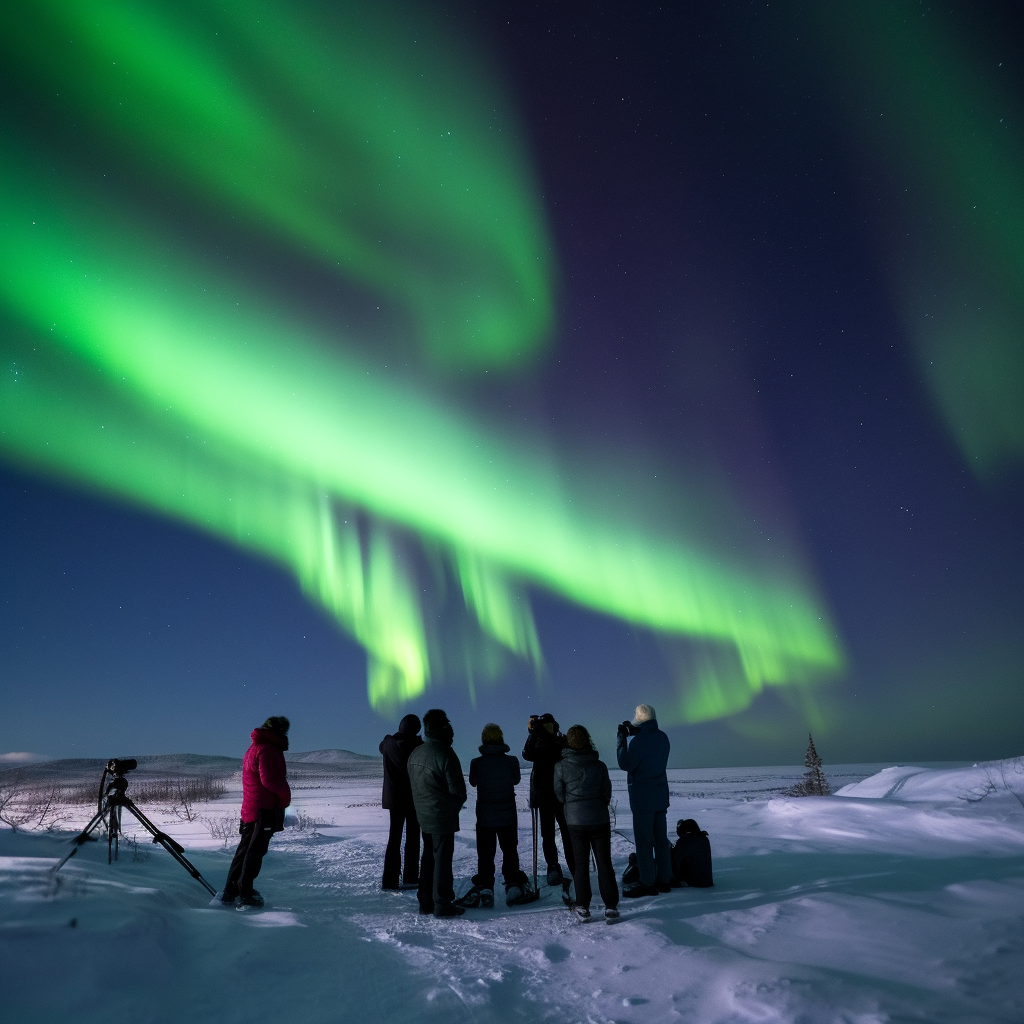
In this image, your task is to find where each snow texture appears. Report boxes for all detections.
[1,758,1022,1023]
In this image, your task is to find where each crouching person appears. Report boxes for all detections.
[408,709,467,918]
[553,725,620,922]
[672,818,714,887]
[462,724,534,908]
[219,716,291,909]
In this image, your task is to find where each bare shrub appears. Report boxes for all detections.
[0,774,74,832]
[203,814,238,849]
[54,775,227,807]
[131,776,228,806]
[292,809,333,831]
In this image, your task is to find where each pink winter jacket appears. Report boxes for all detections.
[240,728,291,822]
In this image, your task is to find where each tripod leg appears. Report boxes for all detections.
[532,806,538,893]
[52,807,109,876]
[120,798,217,896]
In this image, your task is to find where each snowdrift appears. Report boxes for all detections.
[1,758,1021,1024]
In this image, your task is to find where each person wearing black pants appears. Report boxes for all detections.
[220,716,291,908]
[463,723,531,907]
[567,824,618,914]
[380,714,423,889]
[407,709,467,918]
[522,713,576,887]
[224,808,282,899]
[552,724,619,921]
[417,832,457,912]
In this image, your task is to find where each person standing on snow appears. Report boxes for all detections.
[460,723,533,908]
[522,713,576,887]
[379,714,423,890]
[407,708,467,918]
[616,703,673,898]
[218,715,292,908]
[553,724,619,922]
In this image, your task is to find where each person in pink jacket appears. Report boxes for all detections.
[217,716,292,908]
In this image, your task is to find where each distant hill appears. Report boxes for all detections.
[285,749,377,765]
[285,749,381,782]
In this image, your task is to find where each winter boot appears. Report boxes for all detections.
[455,885,485,908]
[604,907,621,923]
[573,906,591,921]
[209,891,236,907]
[546,864,563,886]
[236,890,265,910]
[480,888,494,908]
[505,880,537,906]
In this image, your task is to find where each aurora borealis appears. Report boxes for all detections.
[1,1,1021,765]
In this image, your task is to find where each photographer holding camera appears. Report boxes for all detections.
[522,712,576,887]
[616,704,673,898]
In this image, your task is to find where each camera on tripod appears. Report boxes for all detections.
[52,756,216,898]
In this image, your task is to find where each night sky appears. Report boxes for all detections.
[2,1,1021,768]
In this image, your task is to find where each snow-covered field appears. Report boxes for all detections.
[1,757,1022,1024]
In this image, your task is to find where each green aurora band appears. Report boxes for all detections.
[0,0,843,715]
[810,2,1024,479]
[2,0,552,371]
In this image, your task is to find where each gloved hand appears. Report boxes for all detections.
[617,721,630,739]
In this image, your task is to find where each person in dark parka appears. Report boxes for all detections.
[553,725,619,921]
[672,818,714,887]
[407,708,467,918]
[464,723,531,906]
[522,713,576,886]
[379,713,423,890]
[616,703,673,897]
[219,715,291,908]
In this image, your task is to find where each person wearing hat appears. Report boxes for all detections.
[460,723,533,908]
[379,713,424,890]
[616,703,673,898]
[217,715,292,908]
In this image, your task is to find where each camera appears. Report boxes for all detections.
[618,720,638,737]
[106,758,138,775]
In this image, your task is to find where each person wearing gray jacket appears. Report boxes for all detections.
[408,708,467,917]
[552,725,619,921]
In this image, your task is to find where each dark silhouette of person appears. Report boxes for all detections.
[617,703,673,897]
[463,723,532,906]
[672,818,714,887]
[407,708,467,917]
[522,712,576,886]
[379,713,423,889]
[553,724,620,921]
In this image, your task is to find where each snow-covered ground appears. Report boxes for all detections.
[1,758,1022,1023]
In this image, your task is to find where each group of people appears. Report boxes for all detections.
[380,702,712,922]
[215,704,713,919]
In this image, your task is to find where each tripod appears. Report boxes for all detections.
[52,759,217,897]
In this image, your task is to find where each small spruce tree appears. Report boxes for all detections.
[787,733,832,796]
